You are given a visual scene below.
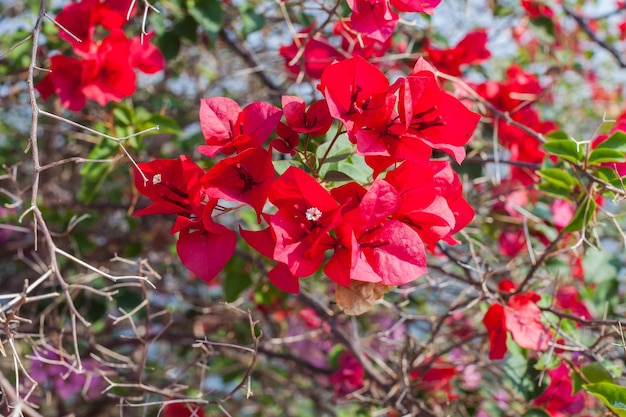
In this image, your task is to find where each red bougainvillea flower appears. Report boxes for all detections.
[555,286,592,321]
[385,160,475,246]
[55,0,133,55]
[134,156,236,283]
[330,352,364,398]
[198,97,282,157]
[393,58,481,163]
[279,25,342,79]
[390,0,441,14]
[81,30,137,106]
[281,96,334,137]
[318,56,394,133]
[411,357,458,400]
[36,55,96,111]
[333,19,392,59]
[241,167,342,291]
[162,402,205,417]
[497,108,557,185]
[533,363,585,417]
[270,122,300,156]
[201,147,275,220]
[326,179,427,287]
[476,64,543,113]
[424,29,491,76]
[346,0,399,42]
[483,291,552,359]
[175,209,237,284]
[498,228,526,257]
[129,32,165,74]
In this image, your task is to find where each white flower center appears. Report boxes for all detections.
[152,173,162,185]
[305,207,322,221]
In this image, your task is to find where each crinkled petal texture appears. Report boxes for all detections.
[386,160,474,245]
[176,220,236,283]
[346,0,399,42]
[319,56,393,131]
[505,293,551,351]
[395,66,481,163]
[241,166,341,287]
[482,292,551,359]
[201,147,275,220]
[134,155,204,217]
[198,98,282,157]
[269,167,341,276]
[326,179,427,286]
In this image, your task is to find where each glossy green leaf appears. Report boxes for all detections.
[562,196,596,233]
[588,148,625,165]
[584,382,626,417]
[542,139,583,163]
[537,168,577,187]
[537,181,572,199]
[594,131,626,153]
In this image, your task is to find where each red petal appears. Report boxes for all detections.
[268,263,300,293]
[505,294,551,351]
[483,303,508,360]
[176,225,236,283]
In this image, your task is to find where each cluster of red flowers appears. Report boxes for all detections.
[475,65,557,185]
[134,56,479,294]
[279,2,493,81]
[37,0,165,111]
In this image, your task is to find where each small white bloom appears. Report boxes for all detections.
[305,207,322,221]
[152,173,162,185]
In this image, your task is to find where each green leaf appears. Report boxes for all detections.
[78,139,120,203]
[336,154,372,184]
[187,0,224,42]
[537,168,577,187]
[316,134,352,164]
[594,131,626,153]
[522,408,551,417]
[583,363,614,384]
[503,355,543,401]
[146,114,182,135]
[546,130,570,140]
[588,148,626,165]
[542,139,583,163]
[562,196,596,233]
[157,31,181,60]
[113,105,134,126]
[223,257,253,303]
[240,7,266,37]
[174,14,199,42]
[537,181,572,199]
[584,382,626,417]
